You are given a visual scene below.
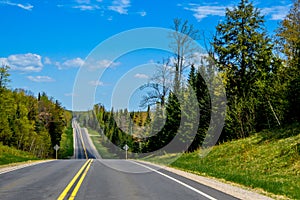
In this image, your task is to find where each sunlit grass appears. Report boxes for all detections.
[0,143,39,165]
[143,125,300,199]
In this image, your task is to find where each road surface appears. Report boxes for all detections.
[0,159,240,200]
[72,120,101,159]
[0,120,243,200]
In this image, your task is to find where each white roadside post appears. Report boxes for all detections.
[123,144,129,160]
[54,144,60,160]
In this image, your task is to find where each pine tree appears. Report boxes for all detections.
[0,65,10,90]
[213,0,279,139]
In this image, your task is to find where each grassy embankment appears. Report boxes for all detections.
[143,124,300,199]
[0,123,74,165]
[0,144,39,165]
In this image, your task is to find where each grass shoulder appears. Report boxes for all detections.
[0,143,40,165]
[142,124,300,199]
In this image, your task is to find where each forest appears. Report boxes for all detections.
[80,0,300,156]
[0,65,72,158]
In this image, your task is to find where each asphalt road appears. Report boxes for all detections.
[0,160,86,199]
[0,120,240,200]
[0,159,239,200]
[80,127,102,159]
[72,120,86,159]
[72,120,101,159]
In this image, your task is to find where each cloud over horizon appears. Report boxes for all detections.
[0,53,43,72]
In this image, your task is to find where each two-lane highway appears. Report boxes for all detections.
[0,160,87,199]
[0,120,268,200]
[72,120,87,159]
[72,120,101,159]
[0,159,240,200]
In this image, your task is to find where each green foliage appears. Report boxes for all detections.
[0,66,70,158]
[276,0,300,124]
[0,64,10,89]
[276,0,300,74]
[58,124,74,159]
[213,0,283,140]
[187,61,213,151]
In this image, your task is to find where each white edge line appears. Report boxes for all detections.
[130,161,218,200]
[0,160,54,175]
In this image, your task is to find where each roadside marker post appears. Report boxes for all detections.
[54,144,60,160]
[123,144,129,160]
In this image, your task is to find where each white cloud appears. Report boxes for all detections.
[73,4,100,11]
[27,76,55,82]
[134,73,149,79]
[138,11,147,17]
[108,0,131,14]
[44,57,52,65]
[0,53,43,72]
[261,5,291,20]
[89,80,104,86]
[56,57,84,69]
[85,59,121,70]
[55,58,120,70]
[183,4,227,21]
[0,1,33,11]
[183,2,291,22]
[76,0,91,4]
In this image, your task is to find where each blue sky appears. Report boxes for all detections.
[0,0,292,111]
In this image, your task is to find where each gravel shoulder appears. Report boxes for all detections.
[137,160,283,200]
[0,160,54,175]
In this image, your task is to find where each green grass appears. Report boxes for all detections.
[143,124,300,199]
[0,143,39,165]
[59,124,74,159]
[87,128,118,159]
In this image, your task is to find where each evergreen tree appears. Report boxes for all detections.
[213,0,279,139]
[0,65,10,89]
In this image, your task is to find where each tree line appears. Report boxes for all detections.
[0,66,71,158]
[81,0,300,155]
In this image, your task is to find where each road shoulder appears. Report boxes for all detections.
[0,160,54,175]
[136,160,276,200]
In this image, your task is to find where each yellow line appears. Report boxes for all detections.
[68,159,93,200]
[79,128,88,159]
[57,159,91,200]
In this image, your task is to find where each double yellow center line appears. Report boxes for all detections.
[57,159,93,200]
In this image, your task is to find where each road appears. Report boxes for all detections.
[72,120,101,159]
[0,120,241,200]
[0,159,239,200]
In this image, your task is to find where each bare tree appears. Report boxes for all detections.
[170,18,200,92]
[139,59,173,109]
[139,19,200,108]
